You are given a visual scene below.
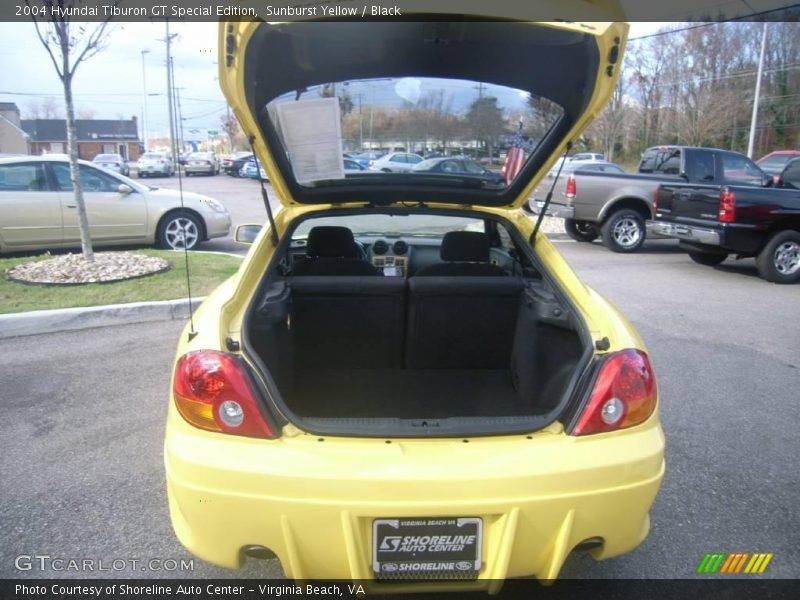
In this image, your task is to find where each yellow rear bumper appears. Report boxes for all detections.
[165,406,664,591]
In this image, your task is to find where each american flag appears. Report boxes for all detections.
[501,120,525,185]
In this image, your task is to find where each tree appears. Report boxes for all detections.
[25,96,63,119]
[466,96,505,161]
[220,112,240,152]
[27,0,116,261]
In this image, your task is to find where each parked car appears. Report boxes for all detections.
[756,150,800,181]
[222,151,254,176]
[343,158,367,174]
[178,151,192,166]
[0,156,230,252]
[185,152,219,176]
[137,152,174,178]
[240,158,264,180]
[165,16,664,589]
[411,156,505,185]
[649,152,800,283]
[92,153,130,176]
[368,151,424,172]
[530,146,776,253]
[346,151,384,168]
[570,152,605,162]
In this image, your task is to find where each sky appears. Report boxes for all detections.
[0,22,679,141]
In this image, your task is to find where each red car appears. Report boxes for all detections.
[756,150,800,181]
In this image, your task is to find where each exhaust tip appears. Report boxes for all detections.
[573,537,604,552]
[242,545,277,560]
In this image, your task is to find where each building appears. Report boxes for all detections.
[0,102,29,155]
[21,117,141,161]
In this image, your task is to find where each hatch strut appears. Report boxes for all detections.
[532,142,572,246]
[248,135,280,247]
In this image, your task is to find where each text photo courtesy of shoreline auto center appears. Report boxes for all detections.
[0,0,798,599]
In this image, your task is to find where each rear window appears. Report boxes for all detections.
[264,77,563,189]
[639,148,681,175]
[758,154,795,171]
[142,153,164,160]
[94,154,120,161]
[293,213,483,238]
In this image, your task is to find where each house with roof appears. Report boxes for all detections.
[0,102,29,155]
[21,116,141,161]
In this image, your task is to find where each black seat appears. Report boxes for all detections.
[406,276,523,369]
[289,276,406,368]
[293,226,378,276]
[415,231,506,276]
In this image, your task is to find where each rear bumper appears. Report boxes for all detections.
[164,410,664,589]
[647,220,721,246]
[186,165,216,174]
[528,199,575,219]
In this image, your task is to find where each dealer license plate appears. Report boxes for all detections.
[372,517,482,579]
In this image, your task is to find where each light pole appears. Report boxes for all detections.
[747,22,768,159]
[140,49,150,152]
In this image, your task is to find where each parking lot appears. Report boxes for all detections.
[1,172,799,580]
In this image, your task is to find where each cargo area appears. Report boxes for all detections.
[246,275,586,429]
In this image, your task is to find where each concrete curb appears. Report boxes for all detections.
[0,297,205,340]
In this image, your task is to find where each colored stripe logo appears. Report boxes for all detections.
[696,552,773,574]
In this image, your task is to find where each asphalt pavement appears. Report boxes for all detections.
[2,235,798,580]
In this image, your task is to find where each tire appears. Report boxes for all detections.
[688,251,727,266]
[755,230,800,284]
[564,219,599,243]
[600,209,646,253]
[157,211,202,251]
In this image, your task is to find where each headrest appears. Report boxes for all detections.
[440,231,491,262]
[306,226,359,258]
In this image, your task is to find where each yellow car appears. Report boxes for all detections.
[165,10,664,593]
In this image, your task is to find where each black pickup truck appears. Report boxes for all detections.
[649,150,800,283]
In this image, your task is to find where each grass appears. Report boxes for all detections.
[0,249,242,315]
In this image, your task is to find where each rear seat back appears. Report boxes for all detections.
[406,276,523,369]
[289,276,406,369]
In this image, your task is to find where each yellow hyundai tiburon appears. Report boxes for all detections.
[165,7,664,592]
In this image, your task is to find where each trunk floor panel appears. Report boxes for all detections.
[291,369,531,419]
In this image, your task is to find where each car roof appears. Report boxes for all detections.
[0,155,96,166]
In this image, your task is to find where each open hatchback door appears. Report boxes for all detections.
[218,14,628,210]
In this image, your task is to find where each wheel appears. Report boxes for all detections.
[688,251,727,266]
[381,168,392,173]
[564,219,599,243]
[600,209,646,253]
[756,230,800,284]
[157,212,202,250]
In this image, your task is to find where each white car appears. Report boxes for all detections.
[137,152,174,178]
[0,156,231,252]
[368,151,424,173]
[92,153,130,176]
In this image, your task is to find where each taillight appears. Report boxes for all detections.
[572,349,657,436]
[652,187,659,214]
[173,351,276,438]
[368,160,375,168]
[719,188,736,223]
[565,174,576,199]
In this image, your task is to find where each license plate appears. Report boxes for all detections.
[372,517,482,579]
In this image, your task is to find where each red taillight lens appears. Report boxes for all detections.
[368,160,375,168]
[572,349,657,436]
[652,187,659,214]
[719,188,736,223]
[173,351,276,438]
[565,174,577,199]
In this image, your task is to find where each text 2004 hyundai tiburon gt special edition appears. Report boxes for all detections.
[164,6,665,593]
